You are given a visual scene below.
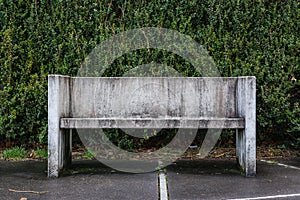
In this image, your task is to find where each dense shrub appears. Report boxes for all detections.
[0,0,299,147]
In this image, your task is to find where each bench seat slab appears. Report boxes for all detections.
[60,117,245,129]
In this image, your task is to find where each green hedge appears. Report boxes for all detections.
[0,0,299,146]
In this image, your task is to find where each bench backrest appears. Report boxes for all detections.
[48,75,255,120]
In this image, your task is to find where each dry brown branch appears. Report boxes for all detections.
[9,188,48,195]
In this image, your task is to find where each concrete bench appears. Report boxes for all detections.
[48,75,256,177]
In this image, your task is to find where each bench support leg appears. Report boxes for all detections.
[48,75,72,177]
[236,76,256,177]
[236,129,256,177]
[48,129,72,177]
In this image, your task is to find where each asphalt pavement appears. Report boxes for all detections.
[1,158,300,200]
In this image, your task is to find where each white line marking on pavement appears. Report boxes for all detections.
[227,193,300,200]
[260,159,300,171]
[228,160,300,200]
[159,170,168,200]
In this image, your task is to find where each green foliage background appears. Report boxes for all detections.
[0,0,299,146]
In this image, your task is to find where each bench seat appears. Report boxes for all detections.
[60,117,245,129]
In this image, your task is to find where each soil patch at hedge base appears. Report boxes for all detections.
[1,142,299,161]
[70,145,300,161]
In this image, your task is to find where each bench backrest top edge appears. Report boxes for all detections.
[48,75,256,80]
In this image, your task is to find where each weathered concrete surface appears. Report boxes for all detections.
[48,75,256,177]
[236,76,256,177]
[0,160,158,200]
[167,159,300,200]
[69,77,239,118]
[60,117,245,129]
[48,75,72,177]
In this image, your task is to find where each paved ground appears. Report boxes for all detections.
[167,158,300,200]
[0,158,299,200]
[0,161,158,200]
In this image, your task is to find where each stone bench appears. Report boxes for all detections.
[48,75,256,177]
